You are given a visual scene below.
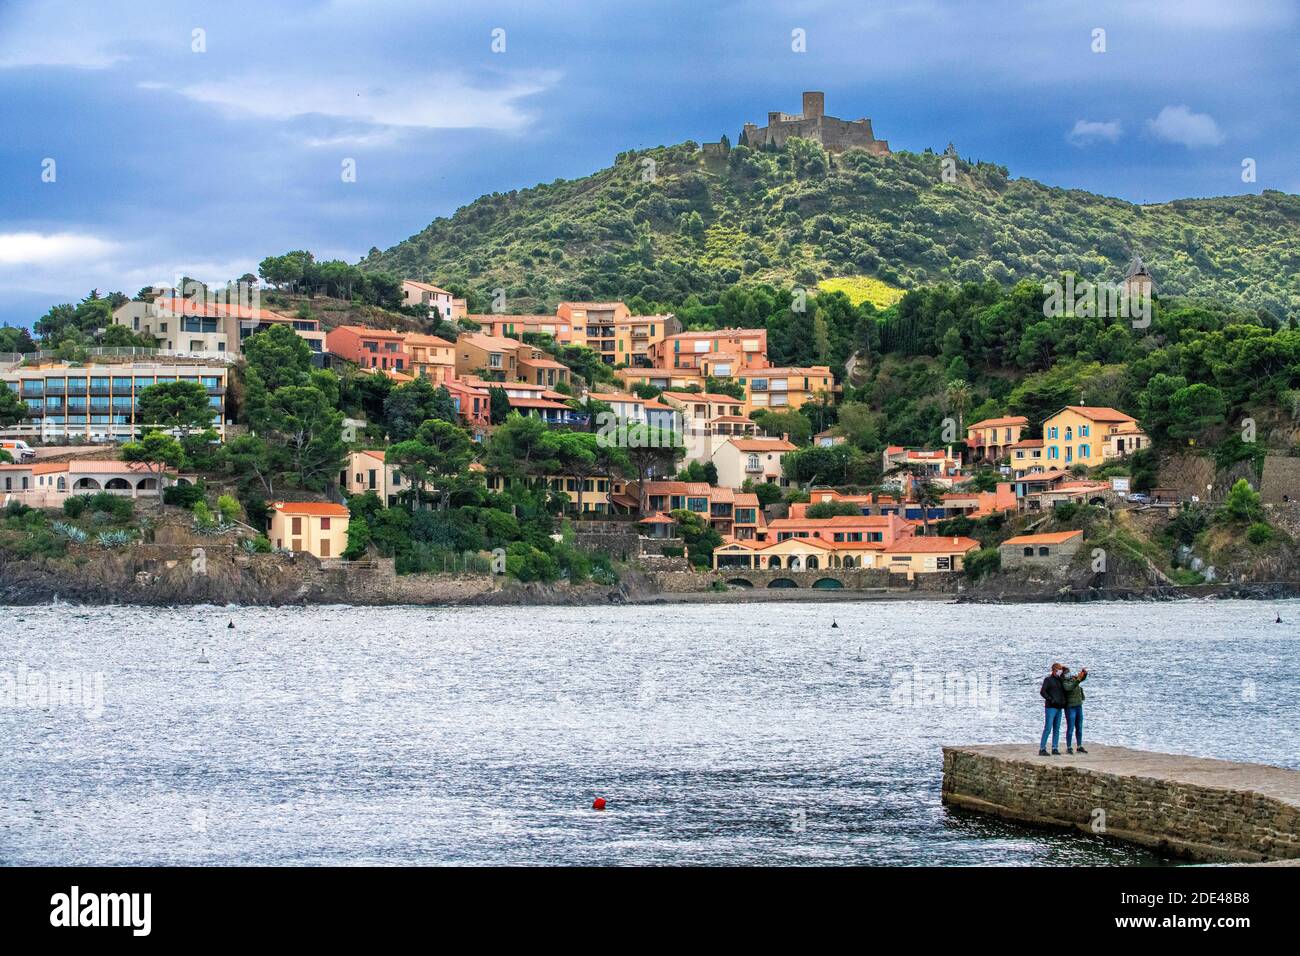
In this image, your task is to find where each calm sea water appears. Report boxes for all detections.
[2,599,1297,866]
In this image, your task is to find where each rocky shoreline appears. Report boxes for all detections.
[2,546,1297,608]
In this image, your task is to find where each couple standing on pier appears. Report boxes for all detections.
[1039,663,1087,756]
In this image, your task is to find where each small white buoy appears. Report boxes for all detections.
[198,647,209,664]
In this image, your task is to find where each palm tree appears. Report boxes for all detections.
[945,379,971,437]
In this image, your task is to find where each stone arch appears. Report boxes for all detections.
[73,477,101,490]
[1089,496,1106,506]
[812,578,844,589]
[105,477,132,491]
[767,578,798,589]
[767,555,782,570]
[726,578,754,588]
[136,477,158,490]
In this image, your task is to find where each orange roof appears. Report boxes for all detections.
[884,535,979,554]
[459,332,523,351]
[1054,405,1137,423]
[404,333,455,348]
[403,280,452,295]
[1003,530,1084,546]
[728,438,796,452]
[669,328,765,339]
[70,460,168,474]
[968,415,1028,429]
[360,449,386,462]
[1010,439,1044,448]
[272,501,350,517]
[332,325,407,341]
[662,391,744,405]
[508,397,571,410]
[153,297,290,322]
[639,512,675,524]
[0,460,69,474]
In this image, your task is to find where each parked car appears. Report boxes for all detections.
[0,439,36,463]
[1127,493,1150,504]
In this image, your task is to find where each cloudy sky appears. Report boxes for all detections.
[2,0,1297,326]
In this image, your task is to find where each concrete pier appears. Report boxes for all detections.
[942,744,1300,863]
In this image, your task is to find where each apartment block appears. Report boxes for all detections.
[0,360,228,442]
[326,326,409,372]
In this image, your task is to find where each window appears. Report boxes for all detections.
[291,516,302,535]
[320,517,331,531]
[1080,444,1090,458]
[1038,546,1050,556]
[1023,547,1033,556]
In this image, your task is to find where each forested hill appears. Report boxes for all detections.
[361,139,1300,319]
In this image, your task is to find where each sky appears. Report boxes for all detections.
[1,0,1297,327]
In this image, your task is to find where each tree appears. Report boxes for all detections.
[122,431,184,507]
[546,431,600,514]
[1220,479,1263,524]
[488,386,511,425]
[383,377,455,441]
[484,413,559,489]
[258,386,346,491]
[0,385,27,428]
[387,419,474,511]
[226,434,277,497]
[609,423,685,514]
[669,508,723,568]
[136,380,214,439]
[1168,383,1227,441]
[242,322,315,395]
[945,379,971,434]
[913,478,944,536]
[753,409,811,445]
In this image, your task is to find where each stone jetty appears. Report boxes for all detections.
[942,744,1300,863]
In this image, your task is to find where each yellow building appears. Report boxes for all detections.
[556,302,680,367]
[964,415,1028,464]
[484,471,630,515]
[269,501,350,559]
[339,449,407,507]
[1042,406,1149,469]
[403,333,456,385]
[739,366,835,413]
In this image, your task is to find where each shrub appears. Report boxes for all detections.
[163,482,206,509]
[96,530,133,549]
[661,545,685,559]
[240,534,272,555]
[1247,522,1273,545]
[965,547,1001,580]
[216,494,241,524]
[62,496,87,519]
[1053,502,1079,521]
[193,500,214,525]
[50,521,89,544]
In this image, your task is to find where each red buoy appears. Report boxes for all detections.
[592,797,607,810]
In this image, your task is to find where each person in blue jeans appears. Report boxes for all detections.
[1061,666,1088,754]
[1038,663,1067,755]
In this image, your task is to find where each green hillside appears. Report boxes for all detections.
[362,140,1300,320]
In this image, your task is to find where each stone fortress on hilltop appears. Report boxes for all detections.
[738,91,891,156]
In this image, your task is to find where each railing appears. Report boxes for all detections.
[0,348,234,366]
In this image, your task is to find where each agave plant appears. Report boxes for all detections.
[96,530,134,549]
[51,521,89,544]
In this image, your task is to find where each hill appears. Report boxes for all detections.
[361,140,1300,319]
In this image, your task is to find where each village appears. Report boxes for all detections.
[0,272,1204,601]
